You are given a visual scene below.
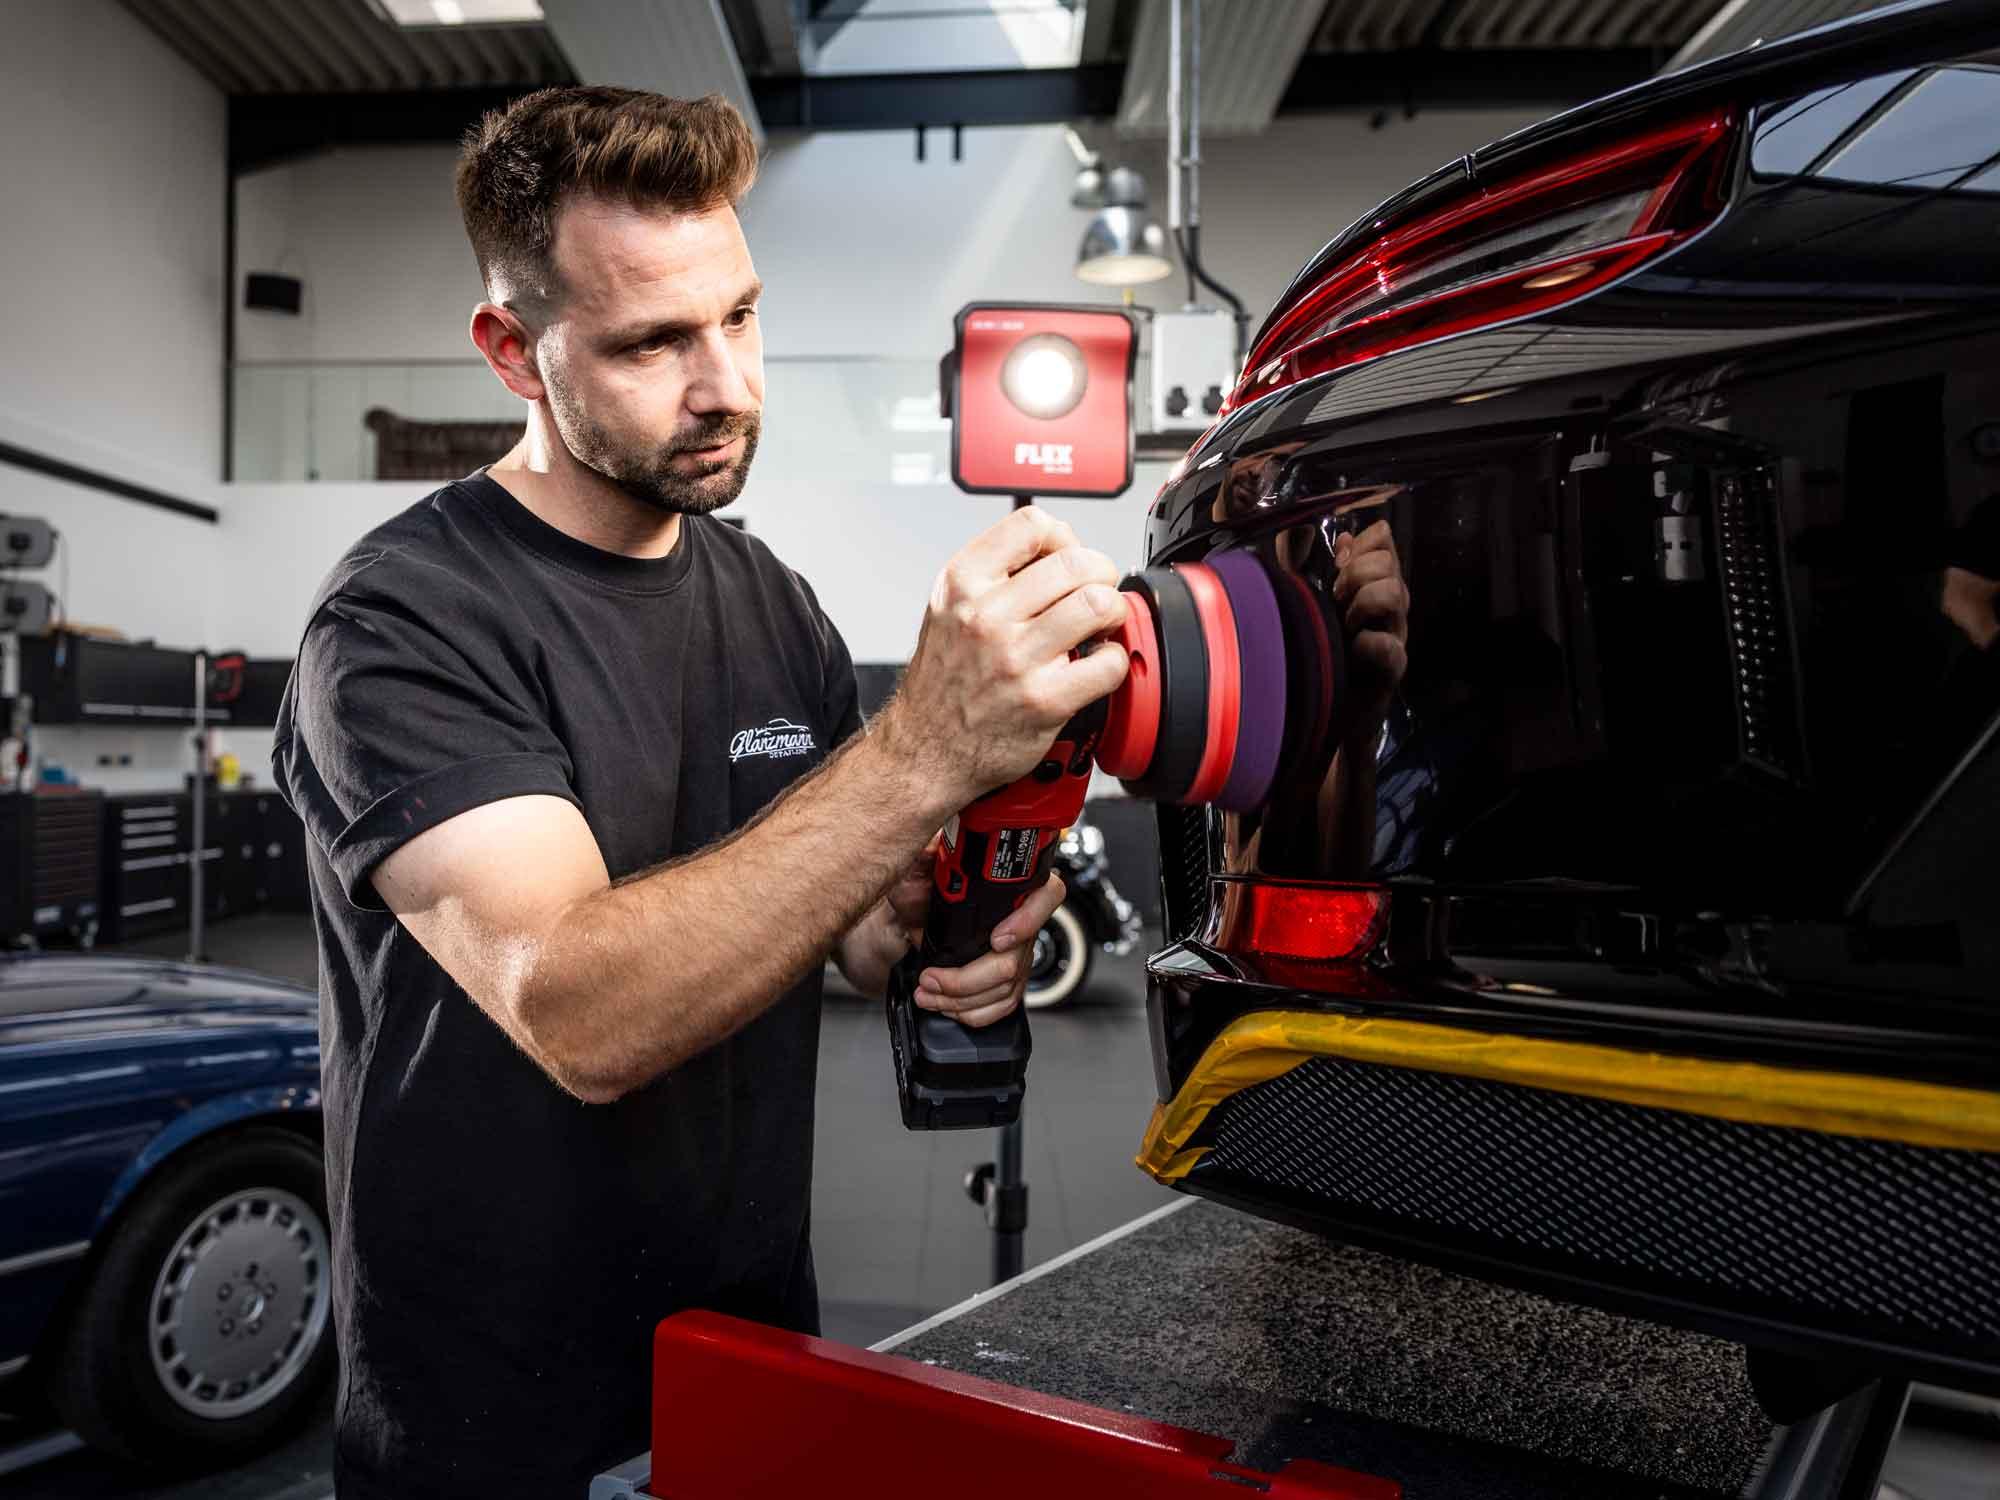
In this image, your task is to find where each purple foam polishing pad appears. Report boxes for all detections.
[1208,550,1287,812]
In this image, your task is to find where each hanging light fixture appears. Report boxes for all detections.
[1075,166,1173,286]
[1065,126,1107,209]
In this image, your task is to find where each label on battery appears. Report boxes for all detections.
[986,826,1040,883]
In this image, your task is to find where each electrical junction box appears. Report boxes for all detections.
[1149,308,1237,433]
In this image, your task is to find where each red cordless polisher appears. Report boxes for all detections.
[889,550,1339,1131]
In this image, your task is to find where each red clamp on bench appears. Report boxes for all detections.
[650,1310,1401,1499]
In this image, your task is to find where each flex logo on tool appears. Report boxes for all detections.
[1013,442,1074,474]
[730,718,818,763]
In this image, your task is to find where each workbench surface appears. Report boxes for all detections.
[880,1196,1776,1498]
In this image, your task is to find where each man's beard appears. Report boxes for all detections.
[565,407,761,517]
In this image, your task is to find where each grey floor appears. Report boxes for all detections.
[7,914,1994,1498]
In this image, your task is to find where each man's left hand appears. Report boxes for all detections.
[912,871,1064,1028]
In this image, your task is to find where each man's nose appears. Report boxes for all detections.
[683,330,757,416]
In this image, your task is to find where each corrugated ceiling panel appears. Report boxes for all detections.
[541,0,762,142]
[120,0,574,94]
[1119,0,1330,136]
[1308,0,1734,51]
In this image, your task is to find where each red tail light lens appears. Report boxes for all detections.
[1209,877,1387,964]
[1233,111,1737,410]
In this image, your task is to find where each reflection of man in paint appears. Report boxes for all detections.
[1942,497,2000,651]
[1228,491,1411,881]
[1313,511,1412,876]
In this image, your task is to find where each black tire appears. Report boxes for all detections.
[1024,901,1094,1010]
[50,1126,335,1470]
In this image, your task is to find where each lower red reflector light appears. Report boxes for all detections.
[1212,880,1388,964]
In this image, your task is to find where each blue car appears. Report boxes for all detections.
[0,953,330,1467]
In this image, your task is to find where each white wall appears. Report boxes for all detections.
[228,109,1540,370]
[211,483,435,656]
[0,0,230,788]
[235,147,488,365]
[232,148,513,483]
[0,0,225,483]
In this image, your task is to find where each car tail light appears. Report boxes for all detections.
[1209,877,1387,965]
[1232,111,1738,410]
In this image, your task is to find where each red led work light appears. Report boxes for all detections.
[945,302,1137,499]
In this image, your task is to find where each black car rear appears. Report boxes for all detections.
[1137,0,2000,1396]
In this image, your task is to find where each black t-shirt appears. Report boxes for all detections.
[273,473,862,1500]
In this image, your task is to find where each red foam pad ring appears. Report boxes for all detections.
[1096,592,1161,780]
[1174,563,1241,807]
[1119,569,1209,803]
[1208,551,1287,812]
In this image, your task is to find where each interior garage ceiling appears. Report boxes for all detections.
[118,0,1918,172]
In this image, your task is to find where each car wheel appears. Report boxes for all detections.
[1024,901,1092,1010]
[51,1127,334,1469]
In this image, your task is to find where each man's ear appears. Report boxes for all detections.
[472,302,545,403]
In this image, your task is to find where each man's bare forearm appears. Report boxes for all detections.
[518,712,952,1101]
[834,900,905,1000]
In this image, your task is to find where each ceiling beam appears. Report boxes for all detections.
[229,87,527,173]
[752,63,1125,131]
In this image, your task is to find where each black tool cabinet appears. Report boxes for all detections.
[92,790,310,944]
[3,631,308,948]
[0,788,104,942]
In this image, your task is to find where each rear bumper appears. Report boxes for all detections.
[1137,995,2000,1393]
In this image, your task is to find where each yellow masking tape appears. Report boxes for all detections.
[1136,1010,2000,1183]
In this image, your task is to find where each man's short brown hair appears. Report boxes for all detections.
[455,86,758,309]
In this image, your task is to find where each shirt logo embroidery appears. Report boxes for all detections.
[730,717,818,764]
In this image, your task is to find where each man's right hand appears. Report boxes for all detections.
[881,506,1130,808]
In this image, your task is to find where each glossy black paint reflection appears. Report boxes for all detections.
[1149,34,2000,1092]
[1142,12,2000,1393]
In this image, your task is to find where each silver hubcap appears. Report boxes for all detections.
[148,1186,329,1419]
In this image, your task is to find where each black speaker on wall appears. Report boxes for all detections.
[245,273,303,315]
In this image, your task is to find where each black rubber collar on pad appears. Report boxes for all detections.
[1119,568,1209,803]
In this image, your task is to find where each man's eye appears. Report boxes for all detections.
[728,307,757,329]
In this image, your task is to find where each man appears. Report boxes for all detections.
[273,87,1128,1499]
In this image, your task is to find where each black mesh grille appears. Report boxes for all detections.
[1194,1055,2000,1345]
[1154,803,1211,943]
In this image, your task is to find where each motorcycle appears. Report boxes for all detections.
[1024,811,1142,1010]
